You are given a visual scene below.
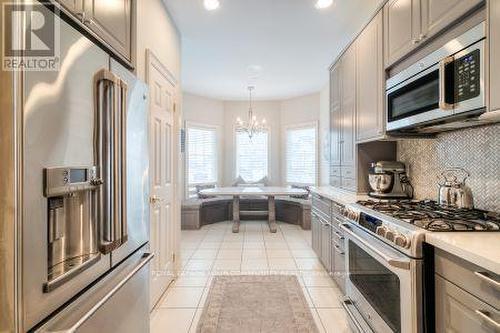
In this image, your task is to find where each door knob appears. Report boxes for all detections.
[150,195,162,204]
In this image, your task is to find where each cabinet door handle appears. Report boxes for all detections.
[475,310,500,329]
[474,271,500,290]
[333,230,344,240]
[333,244,344,255]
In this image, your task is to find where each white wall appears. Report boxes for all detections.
[183,93,225,188]
[182,92,326,188]
[280,93,320,126]
[183,93,225,126]
[135,0,181,83]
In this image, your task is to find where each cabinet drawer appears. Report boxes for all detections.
[435,249,500,309]
[330,176,341,188]
[435,274,500,333]
[342,178,356,191]
[330,166,341,177]
[332,241,346,293]
[331,224,345,247]
[342,167,355,179]
[312,194,332,218]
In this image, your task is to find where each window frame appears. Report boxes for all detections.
[185,121,220,198]
[233,125,271,183]
[283,121,319,187]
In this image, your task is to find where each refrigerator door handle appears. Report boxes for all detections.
[119,79,128,245]
[112,74,122,247]
[43,252,154,333]
[94,69,122,254]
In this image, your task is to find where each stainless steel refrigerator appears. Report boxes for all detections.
[0,4,151,332]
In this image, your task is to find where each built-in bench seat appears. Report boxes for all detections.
[181,196,311,230]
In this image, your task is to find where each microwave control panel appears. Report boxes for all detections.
[454,49,480,102]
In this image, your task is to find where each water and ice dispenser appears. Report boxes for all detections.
[43,166,102,292]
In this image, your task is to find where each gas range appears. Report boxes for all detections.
[357,200,500,231]
[342,200,500,259]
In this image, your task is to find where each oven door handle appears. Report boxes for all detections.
[439,56,455,110]
[341,224,411,270]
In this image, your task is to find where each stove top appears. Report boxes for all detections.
[356,200,500,232]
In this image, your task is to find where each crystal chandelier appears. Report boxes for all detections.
[236,86,267,139]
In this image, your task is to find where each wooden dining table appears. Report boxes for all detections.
[199,186,309,233]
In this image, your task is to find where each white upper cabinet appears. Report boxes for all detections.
[84,0,132,62]
[422,0,483,39]
[384,0,421,67]
[330,62,342,167]
[57,0,83,13]
[385,0,484,67]
[55,0,132,64]
[340,44,356,168]
[489,0,500,111]
[356,11,384,142]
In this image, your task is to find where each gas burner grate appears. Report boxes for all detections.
[356,200,500,232]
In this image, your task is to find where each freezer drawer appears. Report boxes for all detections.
[36,248,153,333]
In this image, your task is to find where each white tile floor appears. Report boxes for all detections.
[150,220,353,333]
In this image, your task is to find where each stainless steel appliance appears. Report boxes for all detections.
[368,161,413,199]
[386,22,489,134]
[0,4,151,332]
[44,166,102,292]
[437,168,474,209]
[340,200,500,333]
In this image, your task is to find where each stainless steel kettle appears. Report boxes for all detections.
[437,168,474,209]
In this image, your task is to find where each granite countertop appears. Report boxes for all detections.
[309,186,369,205]
[425,232,500,275]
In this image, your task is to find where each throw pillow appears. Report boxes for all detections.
[196,184,216,199]
[291,185,310,199]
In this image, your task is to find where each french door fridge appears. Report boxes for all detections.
[11,5,151,332]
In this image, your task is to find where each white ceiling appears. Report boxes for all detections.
[164,0,384,100]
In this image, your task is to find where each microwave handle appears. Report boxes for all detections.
[439,56,455,110]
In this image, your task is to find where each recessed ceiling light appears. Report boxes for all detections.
[204,0,220,11]
[315,0,333,9]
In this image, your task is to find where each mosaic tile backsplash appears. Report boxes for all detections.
[397,124,500,212]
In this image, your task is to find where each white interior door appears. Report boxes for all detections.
[147,51,176,308]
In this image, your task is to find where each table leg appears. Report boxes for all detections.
[232,195,240,233]
[268,195,277,233]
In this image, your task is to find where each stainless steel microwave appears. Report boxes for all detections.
[386,23,486,133]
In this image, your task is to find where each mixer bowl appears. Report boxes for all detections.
[368,173,394,193]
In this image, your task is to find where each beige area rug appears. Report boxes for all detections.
[197,275,319,333]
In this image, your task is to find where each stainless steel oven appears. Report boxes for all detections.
[386,22,486,133]
[341,223,423,333]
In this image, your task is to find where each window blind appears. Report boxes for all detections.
[187,126,217,187]
[286,126,317,185]
[236,130,269,182]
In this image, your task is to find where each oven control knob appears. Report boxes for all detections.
[375,226,388,237]
[385,230,395,242]
[394,234,411,249]
[344,208,359,222]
